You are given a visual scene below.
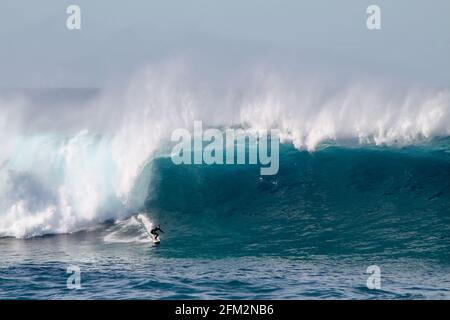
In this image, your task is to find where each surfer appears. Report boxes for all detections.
[150,225,164,241]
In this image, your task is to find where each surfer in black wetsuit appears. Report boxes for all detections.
[150,225,164,240]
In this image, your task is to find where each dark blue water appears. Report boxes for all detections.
[1,141,450,299]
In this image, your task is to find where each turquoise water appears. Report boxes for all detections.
[1,141,450,299]
[0,139,450,299]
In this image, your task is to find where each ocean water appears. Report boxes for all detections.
[0,77,450,299]
[1,142,450,299]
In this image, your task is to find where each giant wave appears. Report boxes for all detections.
[0,61,449,239]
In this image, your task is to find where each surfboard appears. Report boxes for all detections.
[151,235,161,245]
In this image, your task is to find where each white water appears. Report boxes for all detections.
[103,214,153,243]
[1,60,449,238]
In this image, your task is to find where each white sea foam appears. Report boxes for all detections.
[103,214,152,243]
[0,60,449,238]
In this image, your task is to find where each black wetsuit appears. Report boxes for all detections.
[150,226,164,240]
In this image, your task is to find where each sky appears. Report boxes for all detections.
[0,0,449,88]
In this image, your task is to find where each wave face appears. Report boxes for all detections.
[0,61,449,239]
[145,142,450,259]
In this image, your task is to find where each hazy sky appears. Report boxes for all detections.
[0,0,449,87]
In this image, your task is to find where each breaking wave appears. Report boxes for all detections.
[0,61,449,238]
